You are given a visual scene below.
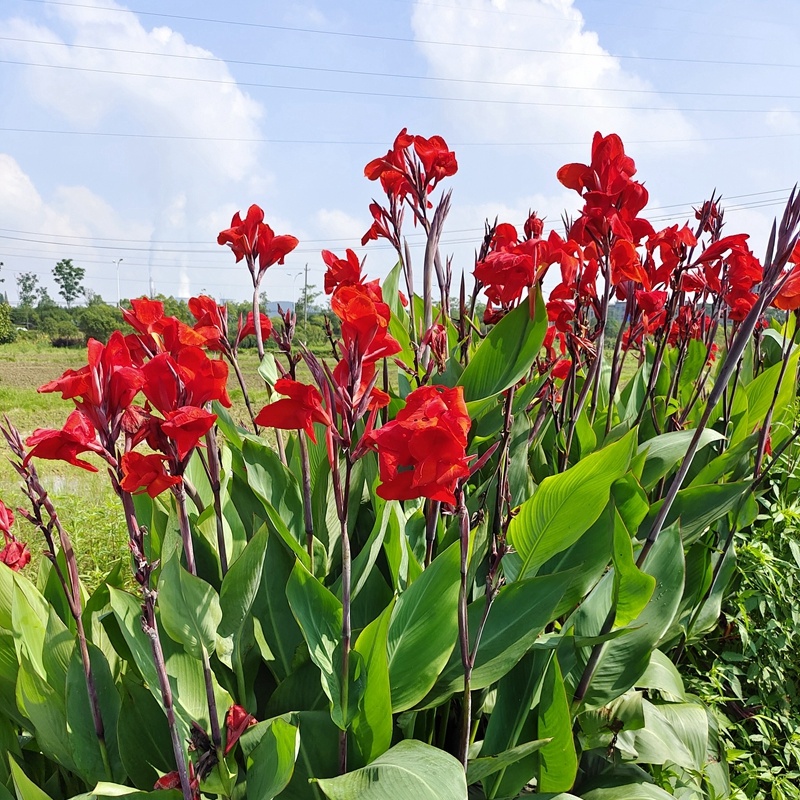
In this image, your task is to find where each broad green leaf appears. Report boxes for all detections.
[16,652,76,773]
[246,718,300,800]
[575,523,684,709]
[251,534,304,682]
[480,649,549,799]
[611,507,656,628]
[158,553,221,660]
[286,562,361,729]
[582,784,674,799]
[466,739,550,785]
[65,642,124,783]
[423,572,568,705]
[744,346,799,424]
[636,649,686,701]
[688,432,759,487]
[387,542,460,712]
[315,740,466,800]
[116,677,174,790]
[458,288,547,406]
[536,655,577,793]
[637,429,725,490]
[509,429,637,578]
[258,352,280,386]
[351,602,394,766]
[9,756,55,800]
[242,438,306,546]
[218,525,269,668]
[640,482,748,546]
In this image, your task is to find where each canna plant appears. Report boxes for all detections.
[1,129,800,800]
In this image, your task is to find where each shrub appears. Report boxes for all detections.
[0,301,16,344]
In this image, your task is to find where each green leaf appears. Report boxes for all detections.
[315,740,467,800]
[640,482,748,546]
[636,650,686,701]
[423,572,568,706]
[258,353,280,386]
[509,429,637,579]
[611,507,656,628]
[466,740,550,785]
[637,429,725,490]
[536,655,577,793]
[218,525,269,668]
[116,676,174,790]
[286,562,361,730]
[581,783,674,799]
[242,438,306,547]
[458,288,547,406]
[246,718,300,800]
[351,601,394,766]
[65,642,124,783]
[158,553,221,660]
[9,756,55,800]
[575,523,685,709]
[387,542,460,712]
[744,346,799,424]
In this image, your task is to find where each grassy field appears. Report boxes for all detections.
[0,341,275,588]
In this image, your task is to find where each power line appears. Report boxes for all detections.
[4,58,798,113]
[0,188,791,247]
[20,0,800,70]
[3,126,800,148]
[3,35,795,100]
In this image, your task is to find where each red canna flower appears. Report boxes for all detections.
[141,347,231,414]
[161,406,217,460]
[610,239,650,288]
[218,204,299,283]
[364,385,472,505]
[0,534,30,572]
[153,772,182,792]
[124,297,210,355]
[558,132,653,245]
[120,451,181,497]
[235,311,272,350]
[322,249,364,295]
[254,378,332,444]
[0,500,14,534]
[188,295,228,350]
[25,410,107,472]
[224,704,257,755]
[331,283,402,364]
[412,134,458,190]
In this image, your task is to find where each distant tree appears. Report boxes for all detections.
[53,258,85,308]
[78,299,122,342]
[0,301,14,344]
[16,272,40,308]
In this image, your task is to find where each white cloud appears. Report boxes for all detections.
[410,0,696,150]
[1,0,264,182]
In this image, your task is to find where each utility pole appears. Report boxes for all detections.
[114,258,124,307]
[303,262,308,338]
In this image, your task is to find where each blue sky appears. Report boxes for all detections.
[1,0,799,305]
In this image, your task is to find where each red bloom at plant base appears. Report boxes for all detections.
[365,385,472,505]
[224,704,257,755]
[0,500,29,573]
[254,378,332,444]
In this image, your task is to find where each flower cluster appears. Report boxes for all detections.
[26,296,233,497]
[365,385,472,505]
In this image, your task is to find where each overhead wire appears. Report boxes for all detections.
[19,0,800,69]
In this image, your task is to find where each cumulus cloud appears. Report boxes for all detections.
[410,0,696,150]
[0,0,277,299]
